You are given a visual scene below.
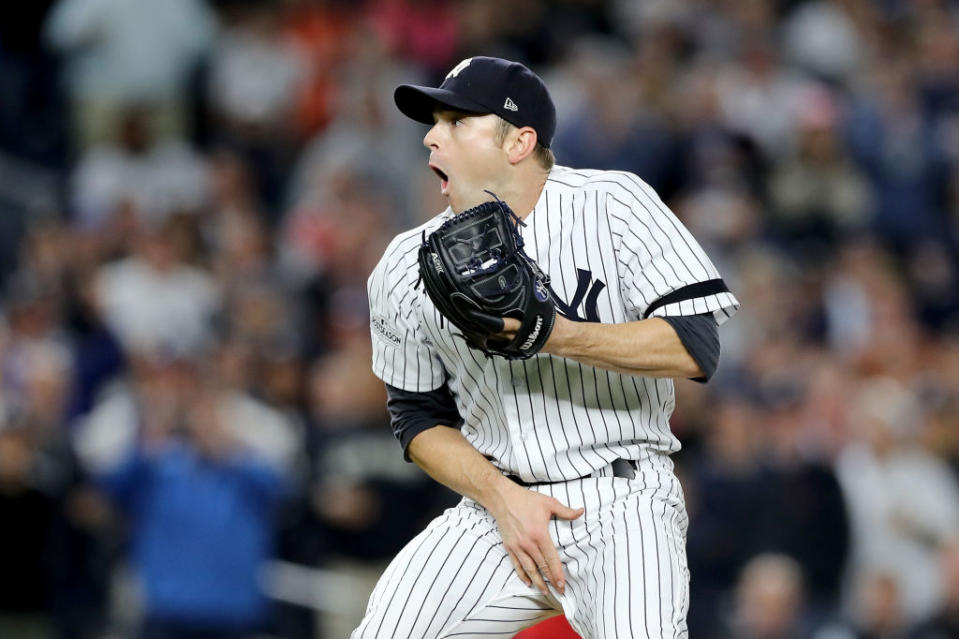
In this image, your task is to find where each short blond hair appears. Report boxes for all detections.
[494,117,555,171]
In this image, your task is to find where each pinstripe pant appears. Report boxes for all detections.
[351,470,690,639]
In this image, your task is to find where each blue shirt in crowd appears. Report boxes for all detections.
[99,440,286,630]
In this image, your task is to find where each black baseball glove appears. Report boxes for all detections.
[417,196,556,359]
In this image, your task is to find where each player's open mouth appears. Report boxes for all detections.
[430,164,449,194]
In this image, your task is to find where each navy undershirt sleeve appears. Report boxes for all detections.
[661,313,721,383]
[385,383,463,461]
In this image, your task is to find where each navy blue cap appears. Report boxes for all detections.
[394,56,557,148]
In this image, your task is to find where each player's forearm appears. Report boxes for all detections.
[544,316,703,378]
[407,426,516,512]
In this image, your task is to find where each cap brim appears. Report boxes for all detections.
[394,85,490,124]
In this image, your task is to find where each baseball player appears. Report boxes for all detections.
[358,56,739,638]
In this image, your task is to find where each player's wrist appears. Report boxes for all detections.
[542,314,583,356]
[479,472,524,518]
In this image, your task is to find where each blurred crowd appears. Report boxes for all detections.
[0,0,958,638]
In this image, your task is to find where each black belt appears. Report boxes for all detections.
[505,458,637,487]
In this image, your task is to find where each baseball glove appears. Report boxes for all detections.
[417,196,556,359]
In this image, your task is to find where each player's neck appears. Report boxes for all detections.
[501,168,549,221]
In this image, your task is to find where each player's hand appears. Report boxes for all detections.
[488,480,584,596]
[496,317,522,339]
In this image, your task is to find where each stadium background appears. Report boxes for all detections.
[1,0,958,638]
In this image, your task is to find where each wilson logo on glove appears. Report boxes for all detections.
[519,315,544,351]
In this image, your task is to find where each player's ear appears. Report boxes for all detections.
[506,127,538,165]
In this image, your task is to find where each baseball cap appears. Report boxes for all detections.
[394,56,557,148]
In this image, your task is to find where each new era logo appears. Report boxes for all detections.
[503,97,518,111]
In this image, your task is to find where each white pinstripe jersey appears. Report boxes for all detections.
[368,165,739,483]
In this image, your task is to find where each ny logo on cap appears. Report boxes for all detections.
[504,97,518,111]
[446,58,472,80]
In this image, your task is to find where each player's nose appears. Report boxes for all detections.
[423,122,441,149]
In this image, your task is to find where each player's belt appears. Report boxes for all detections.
[504,458,637,487]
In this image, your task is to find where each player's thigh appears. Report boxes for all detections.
[437,592,561,639]
[567,489,690,639]
[351,502,529,639]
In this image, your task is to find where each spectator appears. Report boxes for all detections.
[911,540,959,639]
[814,571,910,639]
[0,333,111,639]
[766,85,871,255]
[75,342,302,486]
[95,378,288,639]
[43,0,216,148]
[206,0,306,219]
[836,377,959,625]
[714,37,811,161]
[92,219,220,359]
[363,0,460,74]
[685,396,770,638]
[70,105,210,231]
[781,0,869,85]
[207,2,304,137]
[843,59,954,250]
[0,424,61,639]
[756,382,851,617]
[551,38,682,195]
[723,554,809,639]
[281,0,359,139]
[285,33,423,229]
[0,0,66,165]
[206,340,304,475]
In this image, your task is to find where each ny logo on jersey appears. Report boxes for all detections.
[446,58,472,80]
[552,269,605,323]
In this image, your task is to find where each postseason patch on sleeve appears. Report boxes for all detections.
[371,314,402,348]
